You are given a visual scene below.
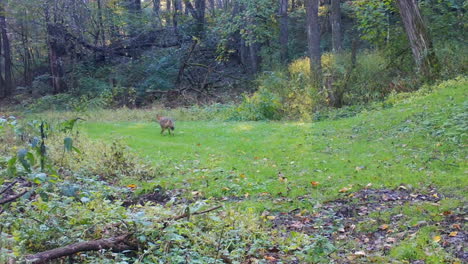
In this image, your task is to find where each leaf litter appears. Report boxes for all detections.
[269,187,467,263]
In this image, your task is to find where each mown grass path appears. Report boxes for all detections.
[82,79,467,208]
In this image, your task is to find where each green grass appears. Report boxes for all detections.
[80,78,467,209]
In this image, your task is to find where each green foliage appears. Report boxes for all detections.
[350,0,396,47]
[83,78,467,200]
[231,88,283,121]
[421,0,467,42]
[390,226,452,263]
[1,78,467,263]
[31,75,54,97]
[214,0,278,62]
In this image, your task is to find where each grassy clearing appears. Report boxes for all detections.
[79,78,467,211]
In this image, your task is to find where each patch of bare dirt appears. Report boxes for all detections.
[271,187,467,263]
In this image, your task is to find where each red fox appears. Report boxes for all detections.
[156,114,175,135]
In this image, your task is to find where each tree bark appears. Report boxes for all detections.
[330,0,342,52]
[279,0,289,62]
[249,43,260,73]
[173,0,182,42]
[153,0,161,16]
[208,0,215,15]
[194,0,206,38]
[25,234,136,264]
[396,0,439,79]
[45,0,67,94]
[166,0,172,25]
[0,0,13,97]
[0,22,4,99]
[305,0,321,86]
[97,0,106,46]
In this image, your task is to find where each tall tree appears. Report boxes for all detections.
[194,0,206,37]
[0,0,12,97]
[183,0,206,38]
[166,0,172,25]
[173,0,182,42]
[0,29,4,98]
[279,0,289,62]
[96,0,106,47]
[45,0,67,94]
[396,0,439,79]
[153,0,161,17]
[330,0,342,52]
[305,0,321,85]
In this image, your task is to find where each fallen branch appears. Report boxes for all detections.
[0,180,17,196]
[172,205,223,221]
[25,234,136,264]
[0,190,28,205]
[24,205,223,263]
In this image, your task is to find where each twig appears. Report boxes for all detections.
[172,205,223,221]
[0,180,18,196]
[0,190,28,205]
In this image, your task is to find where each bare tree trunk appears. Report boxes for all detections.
[194,0,206,38]
[279,0,289,62]
[166,0,172,25]
[305,0,321,86]
[208,0,215,15]
[0,31,4,99]
[330,0,342,52]
[21,18,33,86]
[153,0,161,16]
[0,0,13,97]
[173,0,182,43]
[45,0,67,94]
[249,43,260,73]
[396,0,439,79]
[97,0,106,46]
[183,0,206,38]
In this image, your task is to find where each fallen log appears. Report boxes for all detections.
[25,234,137,264]
[24,205,223,263]
[0,190,28,205]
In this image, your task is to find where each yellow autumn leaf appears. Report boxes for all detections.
[127,184,137,188]
[449,231,458,237]
[433,235,441,242]
[266,215,276,220]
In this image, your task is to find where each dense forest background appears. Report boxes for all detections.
[0,0,466,117]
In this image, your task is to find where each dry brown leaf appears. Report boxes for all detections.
[311,181,320,187]
[339,187,351,193]
[379,224,389,230]
[264,256,276,261]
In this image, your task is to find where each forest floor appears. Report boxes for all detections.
[76,78,467,262]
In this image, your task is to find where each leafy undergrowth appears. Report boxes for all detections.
[0,78,466,263]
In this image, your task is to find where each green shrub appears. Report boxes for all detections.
[231,88,283,121]
[31,74,54,97]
